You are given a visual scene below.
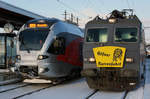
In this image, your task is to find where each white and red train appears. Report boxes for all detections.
[14,18,84,80]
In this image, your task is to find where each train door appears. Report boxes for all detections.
[0,36,6,69]
[6,36,16,68]
[0,33,16,69]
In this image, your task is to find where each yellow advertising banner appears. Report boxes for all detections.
[93,46,126,67]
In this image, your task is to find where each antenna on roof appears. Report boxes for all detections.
[122,9,134,16]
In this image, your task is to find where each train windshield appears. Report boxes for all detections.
[115,28,138,42]
[19,29,49,51]
[86,28,108,42]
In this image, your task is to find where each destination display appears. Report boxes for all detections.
[93,46,126,67]
[28,23,48,28]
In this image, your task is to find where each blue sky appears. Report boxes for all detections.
[3,0,150,26]
[2,0,150,42]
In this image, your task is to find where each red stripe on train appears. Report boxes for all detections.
[57,38,83,67]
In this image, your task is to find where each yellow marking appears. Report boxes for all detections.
[93,46,126,68]
[29,24,36,28]
[29,24,48,28]
[37,24,48,27]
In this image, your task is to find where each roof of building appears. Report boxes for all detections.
[0,1,46,30]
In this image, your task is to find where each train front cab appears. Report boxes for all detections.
[82,15,146,90]
[16,19,83,80]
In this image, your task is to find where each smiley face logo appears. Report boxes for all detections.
[113,48,123,62]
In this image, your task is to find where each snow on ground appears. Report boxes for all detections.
[1,59,150,99]
[125,86,144,99]
[24,78,51,84]
[144,83,150,99]
[143,59,150,99]
[0,83,49,99]
[20,78,94,99]
[89,91,126,99]
[0,82,27,92]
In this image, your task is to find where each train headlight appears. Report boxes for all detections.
[39,67,45,74]
[16,55,21,60]
[129,83,136,86]
[84,58,88,62]
[38,55,49,60]
[89,58,96,62]
[109,19,116,23]
[126,58,133,63]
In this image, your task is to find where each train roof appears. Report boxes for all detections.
[86,10,141,26]
[25,18,82,30]
[26,18,79,26]
[26,18,60,24]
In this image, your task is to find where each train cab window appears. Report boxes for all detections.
[115,28,138,42]
[47,37,65,55]
[86,28,108,42]
[19,29,49,51]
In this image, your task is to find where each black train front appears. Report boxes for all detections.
[81,9,146,91]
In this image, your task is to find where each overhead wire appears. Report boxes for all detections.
[87,0,100,14]
[130,0,136,13]
[94,0,111,18]
[56,0,94,27]
[125,0,138,16]
[56,0,90,18]
[80,0,90,10]
[125,0,131,9]
[91,0,103,13]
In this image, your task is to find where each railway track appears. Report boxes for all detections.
[0,77,146,99]
[0,78,67,99]
[84,78,146,99]
[0,77,82,99]
[13,83,55,99]
[84,60,147,99]
[0,60,148,99]
[85,89,99,99]
[84,90,128,99]
[0,83,49,99]
[83,83,145,99]
[0,83,32,93]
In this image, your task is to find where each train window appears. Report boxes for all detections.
[86,28,108,42]
[47,37,65,55]
[115,28,137,42]
[19,29,49,50]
